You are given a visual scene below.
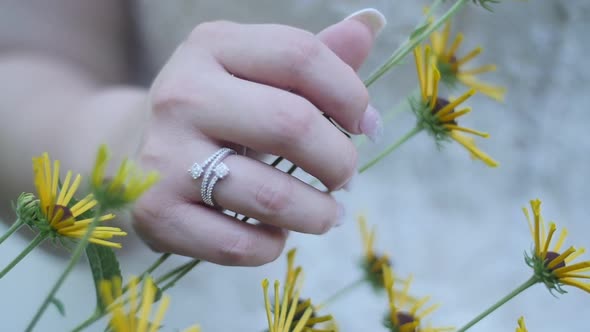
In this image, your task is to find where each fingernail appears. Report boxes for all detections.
[343,173,357,192]
[335,202,346,227]
[360,104,383,143]
[345,8,387,37]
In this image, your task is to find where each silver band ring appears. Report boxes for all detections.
[190,148,236,207]
[188,148,227,180]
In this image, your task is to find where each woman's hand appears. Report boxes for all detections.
[132,10,386,266]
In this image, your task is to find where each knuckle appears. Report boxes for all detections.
[268,104,314,148]
[150,75,209,118]
[217,232,255,265]
[254,176,294,216]
[330,141,358,190]
[284,34,322,78]
[188,20,233,41]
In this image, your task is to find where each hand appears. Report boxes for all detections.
[132,9,385,266]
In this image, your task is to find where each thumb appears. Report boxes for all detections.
[317,8,386,71]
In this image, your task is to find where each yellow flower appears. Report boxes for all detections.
[32,153,125,248]
[430,21,506,101]
[262,249,336,332]
[92,145,159,208]
[382,267,452,332]
[100,276,200,332]
[523,199,590,294]
[516,316,528,332]
[262,279,313,332]
[413,45,499,167]
[359,215,392,290]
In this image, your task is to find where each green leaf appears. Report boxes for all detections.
[50,297,66,316]
[410,22,430,41]
[86,243,122,311]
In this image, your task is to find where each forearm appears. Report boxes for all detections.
[0,53,148,218]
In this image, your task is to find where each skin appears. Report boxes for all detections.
[0,2,378,266]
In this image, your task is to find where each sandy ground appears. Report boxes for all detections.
[1,1,589,331]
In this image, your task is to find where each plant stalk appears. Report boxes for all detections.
[456,276,538,332]
[123,253,172,293]
[26,206,104,332]
[316,276,367,310]
[0,231,47,278]
[160,260,201,292]
[0,218,24,245]
[359,126,422,173]
[69,309,101,332]
[364,0,469,87]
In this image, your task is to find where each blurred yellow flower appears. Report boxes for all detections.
[92,145,159,208]
[359,215,391,290]
[262,278,313,332]
[430,21,506,101]
[413,45,498,167]
[516,316,528,332]
[523,199,590,294]
[100,276,200,332]
[383,267,452,332]
[32,153,124,248]
[262,249,336,332]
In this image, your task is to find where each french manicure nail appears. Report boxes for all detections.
[345,8,387,37]
[360,104,383,143]
[335,202,346,227]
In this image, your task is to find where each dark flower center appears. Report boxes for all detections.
[368,254,392,275]
[52,204,73,221]
[429,97,457,125]
[292,298,315,325]
[447,55,459,73]
[544,251,566,270]
[396,311,417,330]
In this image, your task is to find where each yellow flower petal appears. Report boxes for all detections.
[450,132,499,167]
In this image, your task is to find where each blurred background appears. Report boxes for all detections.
[1,0,589,331]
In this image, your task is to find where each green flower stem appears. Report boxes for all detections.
[155,259,201,286]
[0,218,24,246]
[383,97,412,124]
[0,231,47,279]
[122,253,172,293]
[69,309,101,332]
[26,206,104,332]
[364,0,469,87]
[160,260,201,292]
[143,252,172,275]
[69,256,196,332]
[359,126,423,174]
[456,276,538,332]
[316,276,367,310]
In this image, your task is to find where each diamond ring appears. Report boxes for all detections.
[189,148,236,207]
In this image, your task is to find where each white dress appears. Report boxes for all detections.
[4,1,590,331]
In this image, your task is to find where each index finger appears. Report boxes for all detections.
[187,21,369,135]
